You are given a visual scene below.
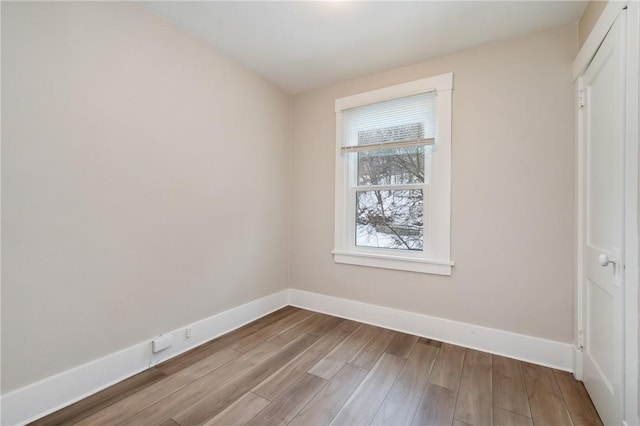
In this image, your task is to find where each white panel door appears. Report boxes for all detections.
[582,10,626,426]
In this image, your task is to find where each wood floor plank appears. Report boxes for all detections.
[115,342,281,426]
[75,347,240,425]
[554,370,603,426]
[229,309,314,353]
[418,337,443,348]
[455,349,493,425]
[203,392,270,426]
[371,343,439,426]
[350,327,397,369]
[522,362,573,426]
[428,343,466,391]
[304,314,347,337]
[331,353,406,425]
[493,407,534,426]
[385,332,419,358]
[246,373,326,426]
[308,324,376,380]
[173,333,320,426]
[493,355,531,418]
[157,306,298,375]
[411,382,457,426]
[253,319,359,401]
[30,368,168,426]
[159,419,181,426]
[267,312,327,346]
[289,363,369,426]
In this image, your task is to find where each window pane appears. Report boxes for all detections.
[355,189,423,251]
[357,146,426,186]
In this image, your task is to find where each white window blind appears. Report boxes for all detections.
[341,91,437,152]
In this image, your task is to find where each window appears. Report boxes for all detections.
[333,73,453,275]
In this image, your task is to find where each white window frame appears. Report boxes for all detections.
[333,72,454,275]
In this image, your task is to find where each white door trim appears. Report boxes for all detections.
[623,2,639,424]
[574,1,628,81]
[575,74,586,382]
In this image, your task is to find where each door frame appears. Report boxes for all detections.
[574,2,639,425]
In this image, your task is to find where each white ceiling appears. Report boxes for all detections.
[144,1,587,94]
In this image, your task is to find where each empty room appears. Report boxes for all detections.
[2,1,639,425]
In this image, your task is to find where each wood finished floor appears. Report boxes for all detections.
[32,307,602,426]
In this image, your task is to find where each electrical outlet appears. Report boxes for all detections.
[152,334,173,353]
[186,327,192,339]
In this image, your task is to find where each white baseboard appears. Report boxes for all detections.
[573,346,584,380]
[1,288,575,425]
[0,290,289,426]
[288,289,574,372]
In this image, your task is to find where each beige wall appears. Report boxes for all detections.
[1,2,291,392]
[579,1,608,49]
[290,25,577,343]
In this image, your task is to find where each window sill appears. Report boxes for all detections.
[332,250,453,275]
